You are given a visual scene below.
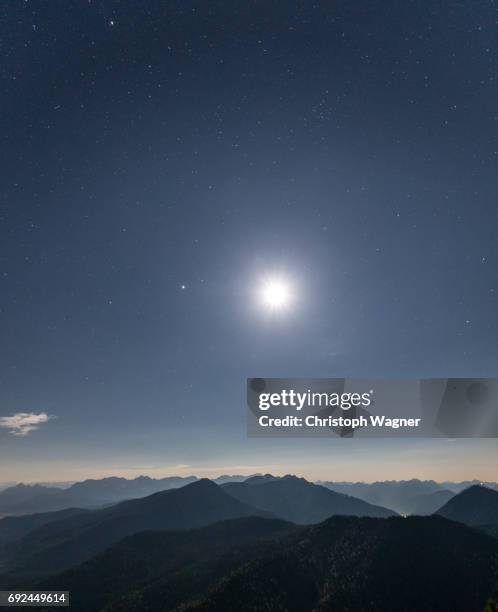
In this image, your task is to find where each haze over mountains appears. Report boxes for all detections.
[0,476,397,575]
[0,480,270,575]
[0,476,497,610]
[0,476,198,516]
[0,475,254,517]
[319,478,498,515]
[2,473,497,517]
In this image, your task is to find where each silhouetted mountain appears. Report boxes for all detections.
[320,479,451,514]
[436,485,498,526]
[222,475,396,523]
[36,515,498,611]
[37,517,294,611]
[2,479,268,575]
[0,475,198,516]
[441,480,498,494]
[182,515,497,612]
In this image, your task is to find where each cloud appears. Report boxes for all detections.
[0,412,53,436]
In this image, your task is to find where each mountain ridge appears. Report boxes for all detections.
[1,479,271,575]
[222,474,397,523]
[435,484,498,526]
[32,514,498,612]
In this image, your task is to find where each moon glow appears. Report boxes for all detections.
[259,278,293,311]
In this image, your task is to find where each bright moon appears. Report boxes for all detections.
[260,278,292,311]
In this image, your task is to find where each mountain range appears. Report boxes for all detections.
[320,479,460,514]
[222,474,396,522]
[0,477,497,610]
[0,475,258,517]
[318,479,498,515]
[0,476,396,576]
[36,515,498,611]
[2,474,497,518]
[0,476,198,516]
[37,516,294,611]
[0,479,269,576]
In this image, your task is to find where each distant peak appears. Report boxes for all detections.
[244,474,278,484]
[190,478,217,489]
[463,484,494,495]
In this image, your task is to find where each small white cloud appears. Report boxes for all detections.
[0,412,53,436]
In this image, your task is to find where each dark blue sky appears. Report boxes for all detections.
[1,1,497,482]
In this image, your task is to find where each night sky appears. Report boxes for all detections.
[1,1,497,483]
